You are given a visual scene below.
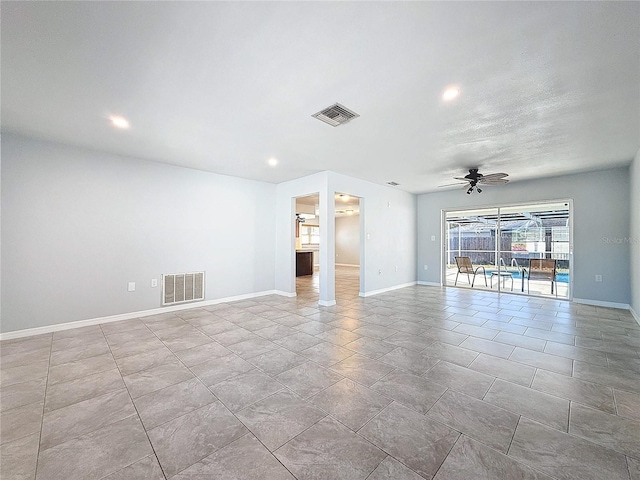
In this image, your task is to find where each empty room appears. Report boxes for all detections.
[1,2,639,480]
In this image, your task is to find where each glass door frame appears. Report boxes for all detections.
[441,198,574,301]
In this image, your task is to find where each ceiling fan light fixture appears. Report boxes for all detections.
[439,168,508,193]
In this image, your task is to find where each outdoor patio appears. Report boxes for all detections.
[445,266,569,299]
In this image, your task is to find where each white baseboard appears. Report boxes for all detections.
[0,289,289,341]
[417,281,442,287]
[359,281,417,298]
[335,263,359,267]
[274,290,297,298]
[573,298,631,310]
[630,306,639,326]
[318,299,337,307]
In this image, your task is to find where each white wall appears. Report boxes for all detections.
[417,167,631,305]
[275,171,417,304]
[335,215,360,266]
[1,134,277,333]
[630,149,640,319]
[328,172,417,296]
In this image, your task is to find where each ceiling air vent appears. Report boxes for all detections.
[386,181,400,186]
[312,103,359,127]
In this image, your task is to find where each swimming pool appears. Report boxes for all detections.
[487,270,569,283]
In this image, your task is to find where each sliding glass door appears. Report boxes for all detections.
[444,201,572,299]
[445,207,499,290]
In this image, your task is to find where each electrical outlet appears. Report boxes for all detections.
[127,282,136,292]
[595,275,603,282]
[151,278,158,288]
[424,265,428,270]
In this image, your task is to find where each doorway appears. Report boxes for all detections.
[443,200,572,299]
[292,192,362,305]
[335,193,361,301]
[295,194,320,302]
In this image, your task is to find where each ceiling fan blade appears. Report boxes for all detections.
[478,178,509,185]
[479,173,508,180]
[438,182,467,188]
[453,177,471,182]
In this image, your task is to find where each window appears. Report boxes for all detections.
[300,225,319,246]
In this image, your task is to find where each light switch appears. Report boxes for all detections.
[151,278,158,288]
[431,235,436,241]
[127,282,136,292]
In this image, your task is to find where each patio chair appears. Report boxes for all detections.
[527,259,557,296]
[454,256,487,287]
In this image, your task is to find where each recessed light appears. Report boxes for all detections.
[268,158,278,167]
[442,87,460,101]
[109,115,130,129]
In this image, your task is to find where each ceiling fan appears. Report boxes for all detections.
[439,168,509,194]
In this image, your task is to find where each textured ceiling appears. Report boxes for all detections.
[2,2,639,193]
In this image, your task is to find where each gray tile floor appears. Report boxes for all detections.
[1,266,639,479]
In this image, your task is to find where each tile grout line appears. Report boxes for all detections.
[481,377,498,401]
[505,414,522,455]
[99,323,169,480]
[32,333,53,480]
[429,431,465,480]
[502,418,565,480]
[626,456,635,480]
[612,388,620,416]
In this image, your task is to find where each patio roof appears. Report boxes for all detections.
[446,210,570,229]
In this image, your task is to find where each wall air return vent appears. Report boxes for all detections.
[162,272,204,306]
[312,103,359,127]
